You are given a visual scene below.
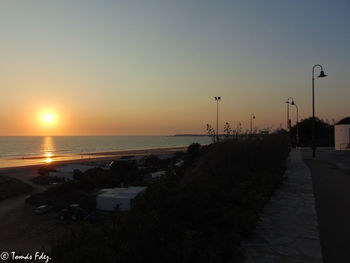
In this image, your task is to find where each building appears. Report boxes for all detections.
[49,164,94,181]
[335,117,350,150]
[96,186,147,211]
[144,170,166,183]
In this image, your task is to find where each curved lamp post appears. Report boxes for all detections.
[312,64,327,158]
[214,96,221,141]
[285,97,294,131]
[250,113,256,134]
[291,99,299,147]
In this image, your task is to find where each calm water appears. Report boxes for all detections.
[0,136,211,168]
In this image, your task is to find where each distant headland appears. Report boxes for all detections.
[170,134,207,137]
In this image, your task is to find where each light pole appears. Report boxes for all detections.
[285,97,294,131]
[312,64,327,158]
[250,113,255,134]
[214,96,221,141]
[291,100,299,147]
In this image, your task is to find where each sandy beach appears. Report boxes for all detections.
[0,146,187,170]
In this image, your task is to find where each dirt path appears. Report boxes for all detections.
[0,167,73,252]
[302,149,350,263]
[0,167,47,218]
[0,202,72,253]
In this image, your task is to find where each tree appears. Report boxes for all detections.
[290,117,334,147]
[185,143,201,162]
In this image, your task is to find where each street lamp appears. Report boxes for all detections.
[214,96,221,141]
[285,97,294,131]
[250,113,256,134]
[312,64,327,158]
[291,100,299,147]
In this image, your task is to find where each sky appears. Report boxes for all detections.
[0,0,349,136]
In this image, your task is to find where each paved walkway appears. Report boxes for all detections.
[242,149,322,263]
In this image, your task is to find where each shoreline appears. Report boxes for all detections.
[0,146,187,171]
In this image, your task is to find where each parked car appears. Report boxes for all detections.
[35,204,52,215]
[59,204,84,221]
[25,194,50,206]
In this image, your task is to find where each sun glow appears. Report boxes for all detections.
[44,114,54,123]
[40,111,58,127]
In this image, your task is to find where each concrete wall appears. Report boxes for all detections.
[335,124,350,150]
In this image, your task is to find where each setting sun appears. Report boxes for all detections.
[39,111,58,127]
[44,114,54,123]
[32,107,66,135]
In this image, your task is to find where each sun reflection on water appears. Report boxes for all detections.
[45,152,53,157]
[41,137,56,164]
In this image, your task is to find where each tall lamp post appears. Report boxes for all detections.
[291,99,299,147]
[312,64,327,158]
[214,96,221,141]
[285,97,294,131]
[250,113,256,134]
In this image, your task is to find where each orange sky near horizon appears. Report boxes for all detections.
[1,92,291,136]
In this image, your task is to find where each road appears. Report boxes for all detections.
[302,148,350,263]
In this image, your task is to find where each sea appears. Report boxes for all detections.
[0,136,211,169]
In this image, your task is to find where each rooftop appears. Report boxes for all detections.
[99,187,147,199]
[336,117,350,125]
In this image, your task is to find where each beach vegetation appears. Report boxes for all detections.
[142,154,160,169]
[206,124,217,143]
[223,122,233,138]
[31,174,64,185]
[37,165,56,176]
